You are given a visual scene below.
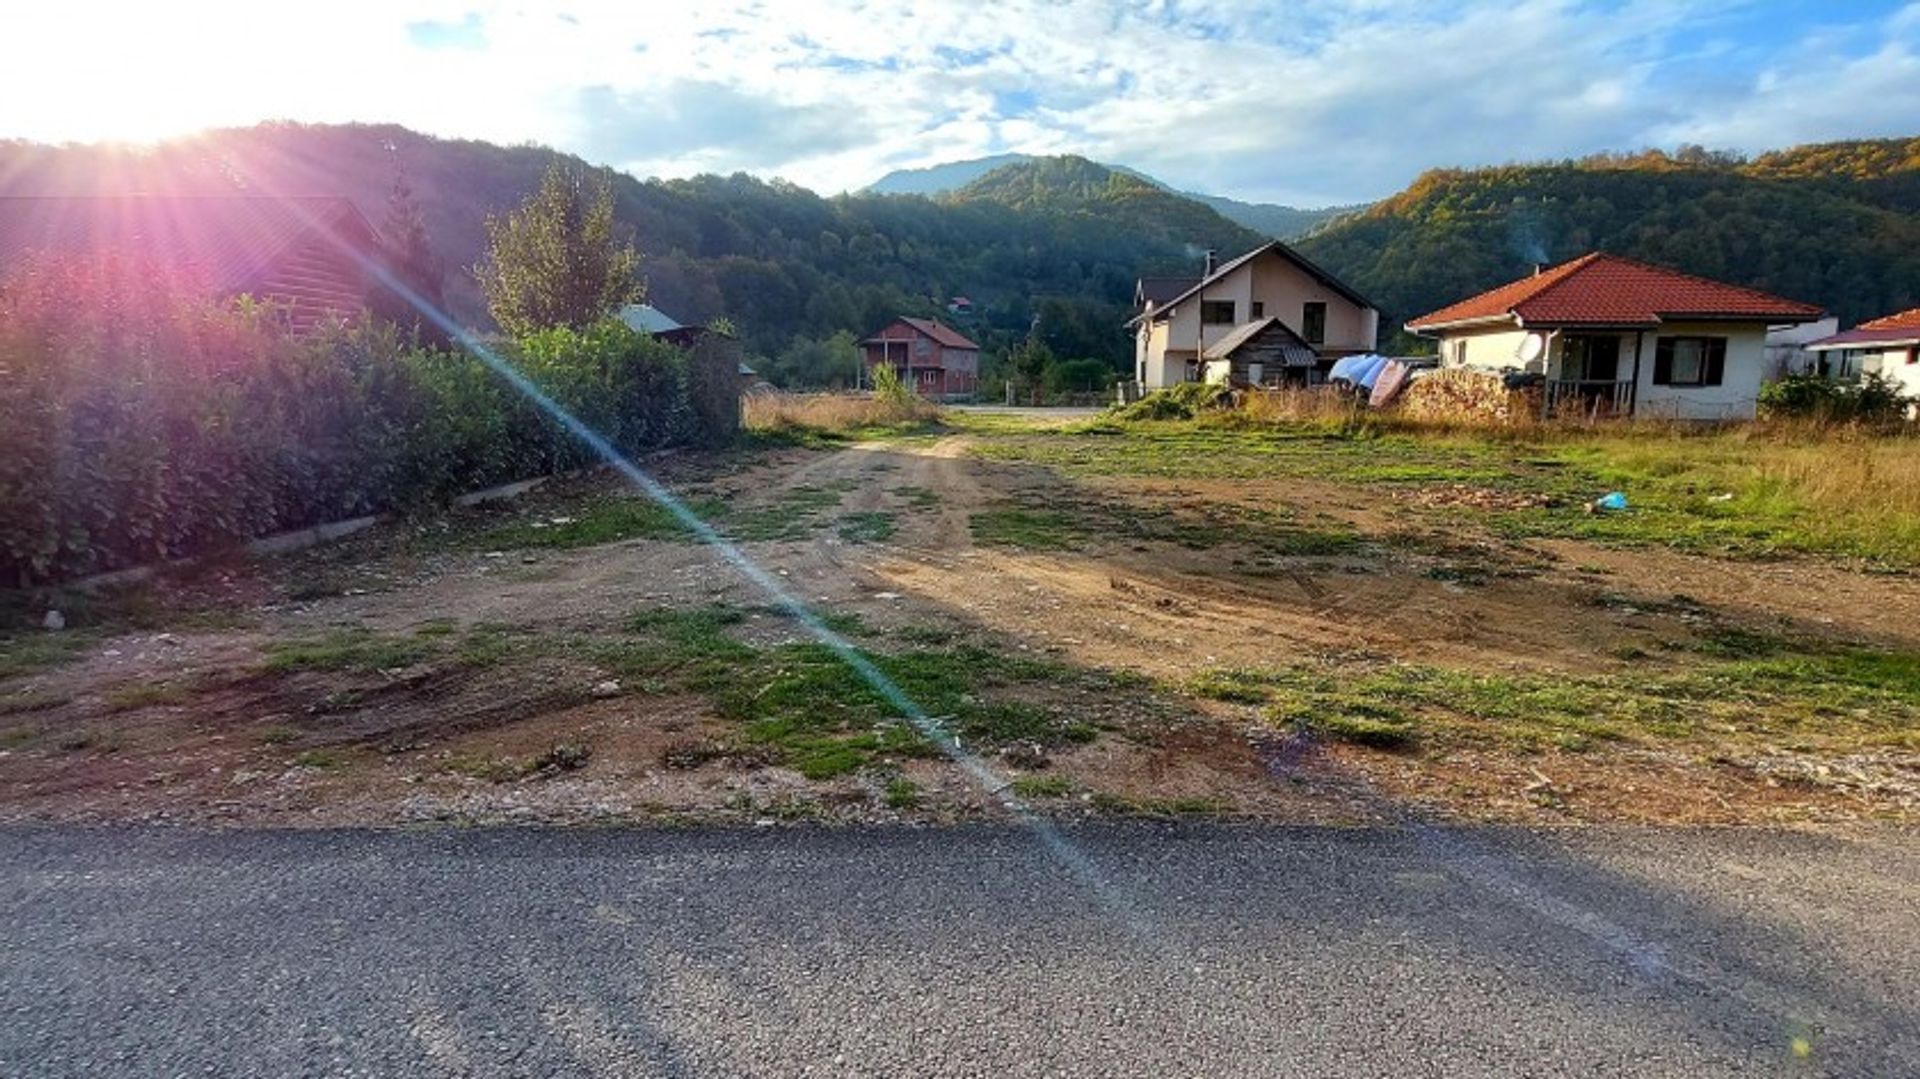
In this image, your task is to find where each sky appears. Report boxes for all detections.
[3,0,1918,206]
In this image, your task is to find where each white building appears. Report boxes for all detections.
[1405,253,1826,420]
[1804,308,1920,399]
[1128,242,1379,390]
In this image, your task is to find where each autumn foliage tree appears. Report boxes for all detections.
[473,163,641,336]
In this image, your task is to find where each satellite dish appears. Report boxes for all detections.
[1516,333,1545,364]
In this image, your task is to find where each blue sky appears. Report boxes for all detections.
[5,1,1918,205]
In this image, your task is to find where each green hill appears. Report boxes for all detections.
[0,127,1255,367]
[1296,139,1920,344]
[4,125,1916,375]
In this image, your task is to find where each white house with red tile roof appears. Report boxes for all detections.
[1405,253,1826,420]
[859,316,980,399]
[1804,307,1920,402]
[1128,242,1379,390]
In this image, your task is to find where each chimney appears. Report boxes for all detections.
[1203,249,1218,277]
[1533,262,1547,277]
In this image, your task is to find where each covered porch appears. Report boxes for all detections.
[1538,331,1645,418]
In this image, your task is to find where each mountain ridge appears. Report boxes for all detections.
[867,152,1359,239]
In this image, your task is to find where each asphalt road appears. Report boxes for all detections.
[1,824,1915,1077]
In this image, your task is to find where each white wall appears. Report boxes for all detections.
[1863,346,1920,399]
[1635,322,1769,420]
[1435,324,1538,371]
[1137,248,1377,387]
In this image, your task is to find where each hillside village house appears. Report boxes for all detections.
[1804,307,1920,400]
[1129,242,1380,389]
[1405,253,1825,420]
[0,195,378,334]
[860,316,980,398]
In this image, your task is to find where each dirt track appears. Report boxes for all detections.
[3,431,1917,826]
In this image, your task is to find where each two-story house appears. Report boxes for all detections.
[860,316,980,399]
[1128,242,1380,389]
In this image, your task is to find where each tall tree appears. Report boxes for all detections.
[369,168,448,340]
[473,163,640,336]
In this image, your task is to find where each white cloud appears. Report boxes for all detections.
[0,1,1914,205]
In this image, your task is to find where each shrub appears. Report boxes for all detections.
[1111,381,1230,421]
[0,253,718,586]
[1759,373,1911,424]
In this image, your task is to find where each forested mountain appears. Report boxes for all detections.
[3,124,1916,380]
[868,153,1356,238]
[0,126,1253,369]
[1296,139,1920,345]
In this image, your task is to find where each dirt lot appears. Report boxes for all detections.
[3,415,1917,826]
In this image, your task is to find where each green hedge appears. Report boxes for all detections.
[0,254,717,586]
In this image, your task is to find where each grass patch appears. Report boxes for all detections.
[292,748,349,770]
[1192,637,1920,755]
[961,413,1920,565]
[890,485,941,510]
[726,485,850,541]
[0,632,95,679]
[0,689,68,715]
[837,511,898,544]
[262,628,434,673]
[103,681,191,712]
[883,776,922,809]
[970,508,1086,550]
[1010,774,1074,799]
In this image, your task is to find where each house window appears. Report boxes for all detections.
[1250,301,1265,319]
[1302,302,1327,345]
[1200,300,1236,325]
[1907,346,1918,366]
[1653,335,1727,387]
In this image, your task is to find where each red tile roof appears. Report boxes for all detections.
[862,316,979,350]
[1861,306,1920,331]
[1807,306,1920,350]
[1406,253,1824,331]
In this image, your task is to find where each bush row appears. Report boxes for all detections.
[0,254,720,586]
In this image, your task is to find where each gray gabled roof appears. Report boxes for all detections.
[1203,317,1318,365]
[1127,241,1377,327]
[618,303,685,335]
[1136,276,1198,308]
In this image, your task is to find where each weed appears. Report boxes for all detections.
[258,724,300,745]
[103,681,190,712]
[263,628,433,673]
[889,485,941,510]
[883,776,922,809]
[292,748,348,770]
[0,633,95,679]
[970,508,1085,550]
[1010,774,1074,799]
[838,511,897,544]
[726,485,848,541]
[0,689,68,715]
[530,742,592,774]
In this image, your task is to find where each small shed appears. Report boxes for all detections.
[1202,317,1319,387]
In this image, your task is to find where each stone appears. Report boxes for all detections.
[41,610,65,631]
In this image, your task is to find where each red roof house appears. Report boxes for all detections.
[1406,254,1825,420]
[860,316,980,399]
[0,195,380,334]
[1805,306,1920,403]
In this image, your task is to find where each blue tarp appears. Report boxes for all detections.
[1327,353,1381,384]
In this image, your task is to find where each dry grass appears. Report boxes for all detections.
[743,392,941,434]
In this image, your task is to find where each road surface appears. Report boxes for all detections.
[1,824,1915,1076]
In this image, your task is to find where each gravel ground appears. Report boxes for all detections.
[1,823,1915,1077]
